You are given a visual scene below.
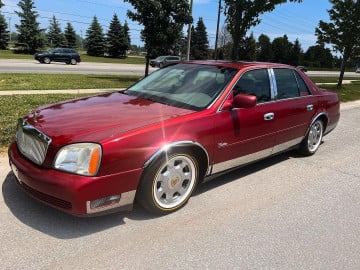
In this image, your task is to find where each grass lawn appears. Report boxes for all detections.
[0,94,91,151]
[0,73,141,91]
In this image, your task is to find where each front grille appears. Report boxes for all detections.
[16,119,51,165]
[17,179,72,210]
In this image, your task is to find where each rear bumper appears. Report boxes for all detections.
[8,142,142,216]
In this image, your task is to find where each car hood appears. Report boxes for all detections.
[24,92,194,145]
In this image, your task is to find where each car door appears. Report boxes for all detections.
[270,68,317,153]
[211,68,277,174]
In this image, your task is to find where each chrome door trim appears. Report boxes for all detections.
[211,137,303,175]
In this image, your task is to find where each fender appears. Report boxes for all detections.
[143,140,210,175]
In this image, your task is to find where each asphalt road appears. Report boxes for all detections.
[0,59,157,76]
[1,59,360,77]
[0,101,359,269]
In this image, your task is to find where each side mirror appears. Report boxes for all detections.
[233,94,257,109]
[222,94,256,110]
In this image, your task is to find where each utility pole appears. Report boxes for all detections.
[186,0,193,61]
[80,30,83,49]
[8,17,11,42]
[214,0,221,60]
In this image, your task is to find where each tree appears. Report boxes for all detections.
[216,25,233,59]
[272,35,292,64]
[315,0,360,89]
[256,34,272,62]
[304,45,334,68]
[107,14,129,58]
[238,32,256,60]
[288,38,303,66]
[125,0,192,76]
[64,22,77,48]
[15,0,44,53]
[0,0,9,49]
[85,16,105,57]
[47,15,66,47]
[223,0,302,60]
[123,21,131,50]
[191,17,209,60]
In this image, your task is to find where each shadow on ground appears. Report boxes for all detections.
[3,151,295,239]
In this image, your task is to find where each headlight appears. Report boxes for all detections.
[53,143,102,176]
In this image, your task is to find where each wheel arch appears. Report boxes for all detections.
[143,140,210,181]
[310,112,328,133]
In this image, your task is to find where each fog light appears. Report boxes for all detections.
[89,195,121,210]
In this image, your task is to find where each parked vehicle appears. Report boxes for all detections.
[8,61,340,216]
[150,55,181,68]
[34,48,81,65]
[297,65,308,72]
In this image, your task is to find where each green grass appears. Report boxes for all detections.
[0,73,141,90]
[317,82,360,102]
[310,76,360,102]
[0,49,146,64]
[0,94,90,150]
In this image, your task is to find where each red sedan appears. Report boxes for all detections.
[8,61,340,215]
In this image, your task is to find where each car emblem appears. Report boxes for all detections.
[171,177,179,188]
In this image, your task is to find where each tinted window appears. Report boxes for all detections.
[294,71,310,95]
[274,69,300,99]
[233,69,271,103]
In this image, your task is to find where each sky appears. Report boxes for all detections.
[1,0,332,51]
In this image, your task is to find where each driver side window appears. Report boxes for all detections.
[233,69,271,103]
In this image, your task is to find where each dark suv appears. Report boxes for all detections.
[35,48,81,65]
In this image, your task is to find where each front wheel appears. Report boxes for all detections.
[43,57,51,64]
[299,119,324,156]
[136,152,199,215]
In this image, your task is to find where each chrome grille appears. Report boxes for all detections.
[16,119,51,165]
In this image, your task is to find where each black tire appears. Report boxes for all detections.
[44,57,51,64]
[298,119,324,156]
[136,151,199,215]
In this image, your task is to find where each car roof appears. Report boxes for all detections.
[184,60,294,70]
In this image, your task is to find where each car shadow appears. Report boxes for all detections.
[2,151,296,239]
[195,151,293,195]
[2,172,155,240]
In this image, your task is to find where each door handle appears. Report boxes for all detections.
[307,104,314,111]
[264,113,274,121]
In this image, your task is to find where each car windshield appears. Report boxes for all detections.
[125,63,238,110]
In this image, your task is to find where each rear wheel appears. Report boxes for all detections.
[136,151,199,215]
[299,119,324,156]
[43,57,51,64]
[70,58,78,65]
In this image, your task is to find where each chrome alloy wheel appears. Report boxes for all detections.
[152,154,197,210]
[307,120,323,152]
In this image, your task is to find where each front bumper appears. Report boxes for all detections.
[8,142,142,216]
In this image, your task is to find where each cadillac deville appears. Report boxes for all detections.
[8,61,340,215]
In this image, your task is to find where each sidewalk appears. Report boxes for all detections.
[0,88,123,95]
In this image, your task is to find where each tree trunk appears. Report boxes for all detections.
[337,57,347,89]
[145,49,150,77]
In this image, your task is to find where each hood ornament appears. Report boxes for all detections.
[30,110,40,123]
